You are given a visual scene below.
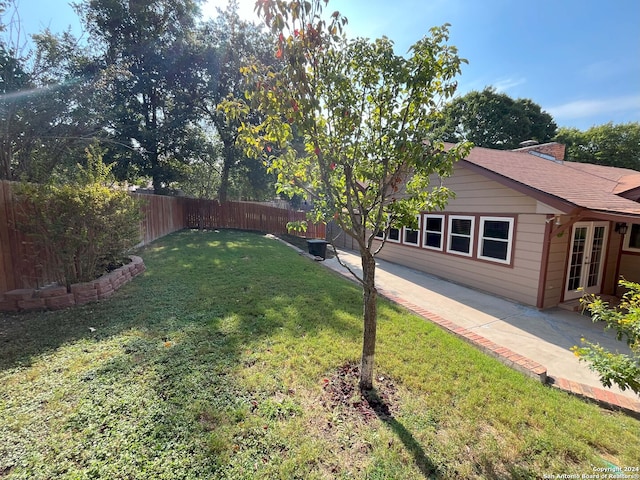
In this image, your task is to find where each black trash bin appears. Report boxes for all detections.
[306,239,328,260]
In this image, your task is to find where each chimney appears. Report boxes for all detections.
[513,141,566,162]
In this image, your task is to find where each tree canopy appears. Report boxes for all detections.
[555,122,640,171]
[435,87,557,150]
[75,0,207,193]
[227,0,470,389]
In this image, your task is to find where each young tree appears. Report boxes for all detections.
[435,87,557,149]
[572,280,640,394]
[228,0,470,390]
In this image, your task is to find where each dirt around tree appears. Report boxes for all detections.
[320,361,398,424]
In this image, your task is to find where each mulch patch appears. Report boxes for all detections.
[320,361,398,423]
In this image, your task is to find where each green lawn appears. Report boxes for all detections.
[1,229,638,479]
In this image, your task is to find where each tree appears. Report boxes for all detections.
[76,0,207,193]
[435,87,557,149]
[228,0,470,390]
[193,0,276,201]
[555,122,640,171]
[1,1,116,181]
[572,280,640,394]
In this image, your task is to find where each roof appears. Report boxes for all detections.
[458,145,640,217]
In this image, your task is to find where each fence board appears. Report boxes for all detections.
[0,180,325,296]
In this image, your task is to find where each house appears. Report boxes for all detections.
[368,142,640,309]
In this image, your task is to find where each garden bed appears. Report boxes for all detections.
[0,255,145,312]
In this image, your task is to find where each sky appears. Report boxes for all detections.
[7,0,640,130]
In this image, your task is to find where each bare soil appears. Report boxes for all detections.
[321,361,398,424]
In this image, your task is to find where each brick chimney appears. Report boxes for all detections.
[513,141,566,162]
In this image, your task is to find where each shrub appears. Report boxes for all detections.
[572,279,640,394]
[14,145,142,288]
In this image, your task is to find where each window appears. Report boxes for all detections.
[422,214,444,250]
[478,217,514,264]
[447,216,474,256]
[403,215,421,246]
[388,227,400,243]
[623,223,640,252]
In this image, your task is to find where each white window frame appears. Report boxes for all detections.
[623,222,640,253]
[422,214,445,251]
[478,216,515,264]
[446,215,475,257]
[402,215,421,246]
[387,226,401,243]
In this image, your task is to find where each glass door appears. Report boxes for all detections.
[565,222,609,300]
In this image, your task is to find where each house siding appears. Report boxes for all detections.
[441,167,540,214]
[542,229,569,309]
[619,252,640,292]
[374,166,548,307]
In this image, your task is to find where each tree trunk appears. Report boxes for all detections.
[218,140,234,203]
[359,248,378,391]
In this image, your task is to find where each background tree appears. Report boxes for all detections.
[435,87,557,149]
[555,122,640,171]
[76,0,207,193]
[192,0,275,201]
[1,2,106,181]
[231,0,470,390]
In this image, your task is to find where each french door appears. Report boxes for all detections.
[564,221,609,300]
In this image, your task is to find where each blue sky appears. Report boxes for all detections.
[9,0,640,130]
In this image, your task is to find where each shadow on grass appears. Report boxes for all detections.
[0,229,361,372]
[1,229,369,476]
[363,388,442,479]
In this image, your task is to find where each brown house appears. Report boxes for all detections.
[371,142,640,309]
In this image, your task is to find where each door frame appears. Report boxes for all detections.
[564,221,609,301]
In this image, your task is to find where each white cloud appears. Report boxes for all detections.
[491,77,526,93]
[547,95,640,120]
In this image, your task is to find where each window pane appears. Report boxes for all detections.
[405,229,418,244]
[451,218,471,235]
[482,239,508,260]
[483,220,509,239]
[450,236,470,253]
[630,224,640,249]
[426,217,442,231]
[389,228,400,241]
[425,232,441,248]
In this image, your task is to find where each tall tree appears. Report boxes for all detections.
[228,0,470,390]
[193,1,275,201]
[435,87,557,149]
[555,122,640,171]
[76,0,206,193]
[1,1,104,181]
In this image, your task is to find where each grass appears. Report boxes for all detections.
[1,229,639,479]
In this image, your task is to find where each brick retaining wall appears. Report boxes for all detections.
[0,256,145,312]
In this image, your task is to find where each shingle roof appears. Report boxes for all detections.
[460,145,640,217]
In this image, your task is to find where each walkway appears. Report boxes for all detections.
[316,247,640,416]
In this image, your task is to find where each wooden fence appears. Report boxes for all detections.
[183,199,325,238]
[0,180,325,295]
